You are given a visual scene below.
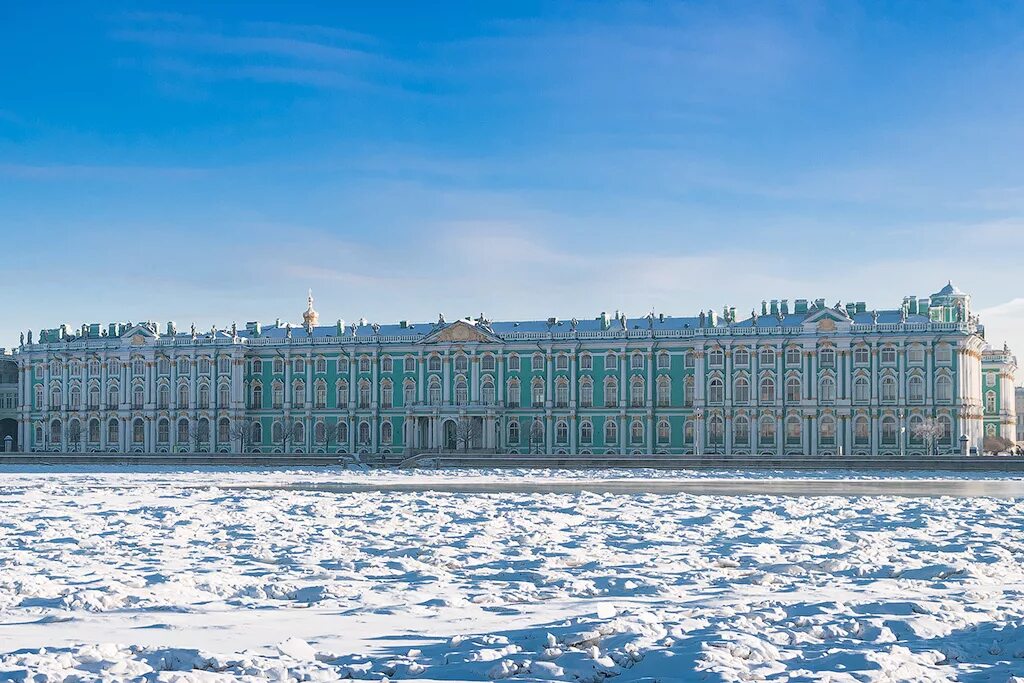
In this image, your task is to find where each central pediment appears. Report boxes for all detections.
[418,320,503,344]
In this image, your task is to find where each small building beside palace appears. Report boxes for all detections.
[8,283,1019,456]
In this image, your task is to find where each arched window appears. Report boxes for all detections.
[69,386,81,410]
[508,421,520,443]
[50,419,62,444]
[508,354,520,371]
[908,415,924,444]
[315,421,326,443]
[819,416,836,445]
[531,379,544,407]
[336,380,348,408]
[606,352,618,370]
[881,346,897,365]
[760,377,776,403]
[761,348,777,366]
[580,353,592,370]
[107,419,118,445]
[50,385,62,408]
[532,352,544,371]
[555,378,569,408]
[198,417,210,442]
[630,377,645,407]
[218,382,230,407]
[985,391,996,413]
[936,375,952,402]
[556,353,569,370]
[854,376,869,402]
[684,376,695,406]
[605,419,618,444]
[358,381,371,408]
[337,421,347,443]
[506,378,520,408]
[555,420,568,444]
[252,421,263,444]
[708,378,724,404]
[177,358,189,375]
[337,356,349,373]
[657,419,670,443]
[481,354,496,371]
[157,419,169,443]
[315,356,327,373]
[734,377,750,404]
[381,380,393,409]
[359,356,370,373]
[631,352,644,370]
[938,415,952,444]
[88,384,100,410]
[708,348,724,367]
[454,354,468,373]
[786,376,801,402]
[88,418,100,442]
[455,378,468,405]
[292,380,305,408]
[428,355,442,372]
[854,347,869,365]
[684,351,695,368]
[630,420,644,444]
[757,417,770,448]
[481,378,495,405]
[854,415,869,444]
[381,421,393,444]
[252,358,263,374]
[358,421,370,445]
[604,378,618,407]
[709,416,724,446]
[251,382,263,409]
[580,420,593,443]
[734,348,750,366]
[657,376,671,407]
[198,384,211,409]
[177,419,190,444]
[218,418,230,442]
[785,416,801,445]
[819,347,835,367]
[881,376,897,403]
[177,383,190,409]
[657,351,671,369]
[292,420,304,445]
[272,381,284,409]
[881,415,897,445]
[404,380,416,405]
[908,375,924,403]
[381,356,393,373]
[133,418,145,444]
[133,385,145,409]
[733,416,749,445]
[819,377,836,403]
[428,377,442,405]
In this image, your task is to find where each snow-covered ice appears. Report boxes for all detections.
[1,468,1023,681]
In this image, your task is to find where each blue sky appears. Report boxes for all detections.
[1,2,1023,363]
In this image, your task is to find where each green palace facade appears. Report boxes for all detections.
[9,283,1018,456]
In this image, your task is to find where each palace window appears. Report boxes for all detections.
[507,379,520,408]
[880,376,897,403]
[428,355,442,372]
[820,416,836,445]
[336,421,346,443]
[89,418,100,443]
[508,421,520,443]
[760,377,776,403]
[219,382,230,407]
[631,352,644,370]
[938,415,952,443]
[708,349,723,367]
[630,377,645,407]
[381,356,393,373]
[854,416,869,444]
[359,356,371,373]
[908,346,925,364]
[760,348,777,366]
[684,351,694,369]
[853,376,869,403]
[784,348,800,367]
[881,347,897,365]
[531,379,544,407]
[199,384,211,409]
[936,375,952,402]
[555,378,569,408]
[338,357,349,373]
[580,379,594,408]
[532,353,544,372]
[854,347,869,365]
[734,348,749,367]
[819,347,835,367]
[556,354,569,371]
[272,381,283,409]
[106,360,118,374]
[881,416,897,445]
[819,377,836,403]
[734,416,750,445]
[986,391,996,413]
[455,378,468,406]
[604,378,618,407]
[630,420,644,444]
[734,377,750,404]
[684,420,695,445]
[936,344,952,363]
[481,354,495,371]
[292,381,305,408]
[657,377,671,407]
[709,416,724,446]
[358,422,370,445]
[508,354,520,371]
[381,421,393,445]
[381,380,393,409]
[134,359,146,376]
[580,420,593,444]
[108,419,119,444]
[708,378,724,404]
[454,354,468,374]
[199,358,211,374]
[606,352,618,370]
[251,383,263,409]
[605,419,618,444]
[218,418,230,443]
[428,377,442,405]
[157,419,169,444]
[404,380,416,405]
[404,355,417,372]
[481,378,495,405]
[252,359,263,374]
[684,376,695,407]
[133,419,145,444]
[272,358,284,374]
[580,353,592,370]
[133,385,145,409]
[658,419,670,443]
[178,383,190,409]
[657,351,670,370]
[908,375,924,403]
[785,416,801,444]
[69,387,81,410]
[106,384,119,408]
[218,357,230,375]
[88,359,100,375]
[556,420,568,444]
[358,381,371,408]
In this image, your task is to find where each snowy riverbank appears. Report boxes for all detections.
[1,470,1022,680]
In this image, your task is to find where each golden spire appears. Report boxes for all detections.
[303,289,319,327]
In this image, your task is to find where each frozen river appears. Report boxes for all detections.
[1,469,1023,681]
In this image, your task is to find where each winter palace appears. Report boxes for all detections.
[1,282,1018,456]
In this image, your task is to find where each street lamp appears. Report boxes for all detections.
[694,408,703,456]
[899,409,905,457]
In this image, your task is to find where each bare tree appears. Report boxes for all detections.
[274,419,305,453]
[454,417,483,451]
[316,421,342,452]
[186,420,211,453]
[529,419,545,455]
[67,421,84,453]
[228,418,258,453]
[911,417,945,455]
[983,435,1014,454]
